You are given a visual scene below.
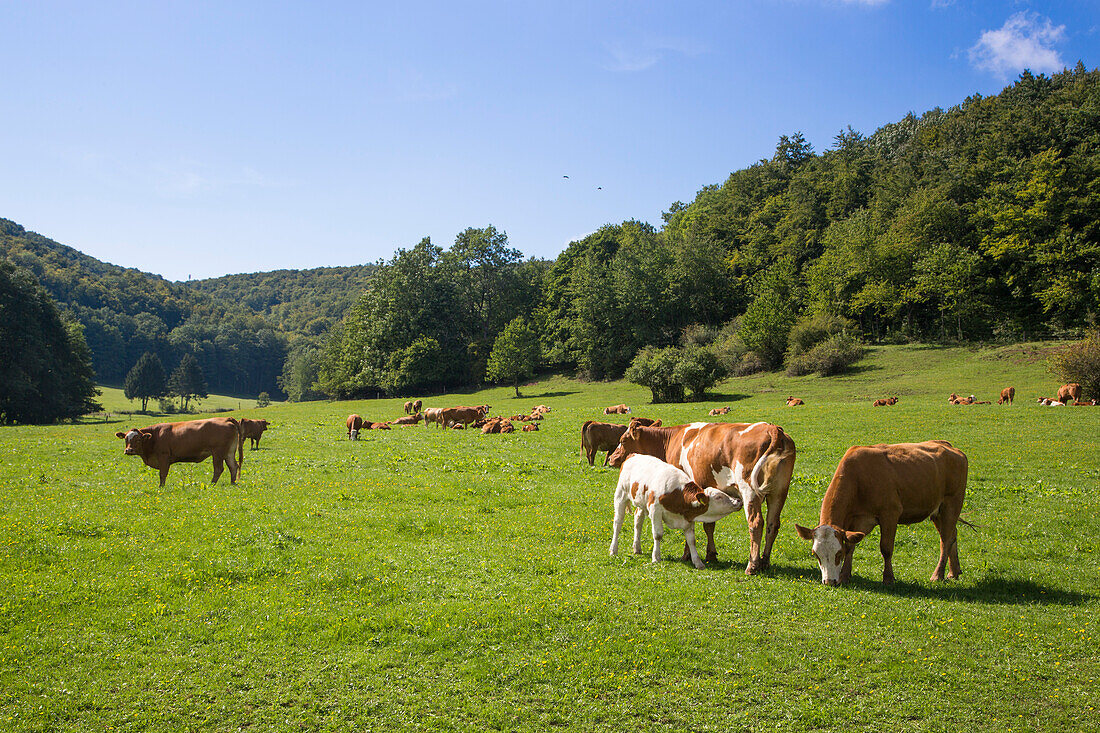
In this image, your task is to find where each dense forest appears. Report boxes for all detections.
[2,66,1098,411]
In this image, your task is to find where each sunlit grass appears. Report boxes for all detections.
[1,344,1097,731]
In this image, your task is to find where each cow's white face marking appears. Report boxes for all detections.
[123,429,142,454]
[809,526,845,586]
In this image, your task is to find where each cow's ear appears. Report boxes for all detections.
[652,419,662,427]
[795,524,815,541]
[844,531,866,546]
[114,431,127,439]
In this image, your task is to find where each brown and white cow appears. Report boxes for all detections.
[786,397,804,406]
[796,440,967,585]
[115,417,243,486]
[608,421,796,574]
[998,387,1015,405]
[604,404,631,415]
[872,397,898,407]
[1038,397,1065,407]
[522,423,539,432]
[610,454,744,569]
[709,406,731,416]
[239,418,269,450]
[347,414,364,439]
[1057,383,1082,404]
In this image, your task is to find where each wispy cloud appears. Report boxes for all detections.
[969,12,1066,78]
[603,37,706,73]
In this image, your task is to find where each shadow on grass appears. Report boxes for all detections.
[701,392,753,403]
[528,390,579,399]
[843,573,1093,606]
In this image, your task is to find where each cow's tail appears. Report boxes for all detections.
[229,417,244,468]
[580,420,593,456]
[749,425,796,495]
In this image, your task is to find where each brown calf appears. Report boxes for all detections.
[581,420,629,466]
[239,418,269,449]
[998,387,1015,405]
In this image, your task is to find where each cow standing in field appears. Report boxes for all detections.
[412,399,423,413]
[581,421,629,467]
[441,406,482,428]
[998,387,1015,405]
[610,454,744,569]
[115,417,243,487]
[1057,383,1083,404]
[795,440,968,585]
[422,408,443,428]
[347,414,364,440]
[403,401,414,414]
[608,421,796,574]
[239,418,269,449]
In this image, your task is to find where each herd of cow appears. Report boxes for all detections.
[113,380,1092,586]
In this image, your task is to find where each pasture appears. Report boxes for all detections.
[1,344,1097,731]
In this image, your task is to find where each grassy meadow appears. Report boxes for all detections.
[92,385,266,416]
[1,344,1097,731]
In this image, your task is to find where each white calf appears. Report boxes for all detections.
[610,454,743,569]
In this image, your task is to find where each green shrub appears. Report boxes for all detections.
[256,392,271,408]
[1050,331,1100,400]
[787,313,854,357]
[786,333,866,376]
[674,346,726,400]
[625,347,684,403]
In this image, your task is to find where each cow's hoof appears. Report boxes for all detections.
[692,561,706,570]
[883,574,895,585]
[705,551,719,564]
[745,562,760,575]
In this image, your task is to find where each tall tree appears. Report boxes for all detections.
[169,353,208,411]
[486,317,541,397]
[0,260,101,424]
[124,352,167,412]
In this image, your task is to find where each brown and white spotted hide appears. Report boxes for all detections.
[607,421,797,574]
[795,440,968,586]
[522,423,539,432]
[610,454,743,569]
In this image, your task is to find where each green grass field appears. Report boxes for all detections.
[92,385,267,415]
[2,344,1097,731]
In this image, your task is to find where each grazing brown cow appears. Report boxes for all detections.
[872,397,898,407]
[608,421,796,574]
[390,413,422,426]
[522,423,539,432]
[604,404,631,415]
[412,399,423,413]
[1057,383,1083,404]
[347,414,364,440]
[441,406,481,428]
[998,387,1015,405]
[786,397,804,406]
[709,406,731,416]
[403,401,414,414]
[239,418,269,449]
[115,417,243,487]
[581,421,629,466]
[796,440,968,585]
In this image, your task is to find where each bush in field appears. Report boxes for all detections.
[256,392,271,408]
[627,345,725,402]
[787,313,854,357]
[626,347,685,403]
[675,346,727,399]
[786,333,867,376]
[1050,331,1100,400]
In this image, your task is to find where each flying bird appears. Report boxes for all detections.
[562,175,569,179]
[597,186,602,190]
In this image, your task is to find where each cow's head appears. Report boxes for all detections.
[607,424,641,467]
[115,429,151,456]
[349,429,359,441]
[795,524,866,586]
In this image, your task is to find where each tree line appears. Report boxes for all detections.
[3,65,1099,419]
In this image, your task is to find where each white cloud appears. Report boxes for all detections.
[603,37,706,73]
[969,12,1066,78]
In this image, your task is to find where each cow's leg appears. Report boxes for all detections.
[585,447,594,466]
[158,457,170,487]
[684,524,705,569]
[931,511,962,581]
[744,497,766,575]
[681,521,717,563]
[878,521,898,584]
[760,486,790,572]
[610,494,627,556]
[212,455,224,485]
[225,450,240,484]
[632,506,646,555]
[649,506,664,563]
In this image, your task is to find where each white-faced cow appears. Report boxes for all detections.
[608,421,796,574]
[115,417,243,486]
[610,454,744,569]
[795,440,968,586]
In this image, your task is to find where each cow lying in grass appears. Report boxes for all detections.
[610,454,743,569]
[796,440,968,585]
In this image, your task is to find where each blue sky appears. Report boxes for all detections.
[1,1,1096,281]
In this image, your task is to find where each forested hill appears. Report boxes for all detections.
[185,265,376,337]
[0,219,290,397]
